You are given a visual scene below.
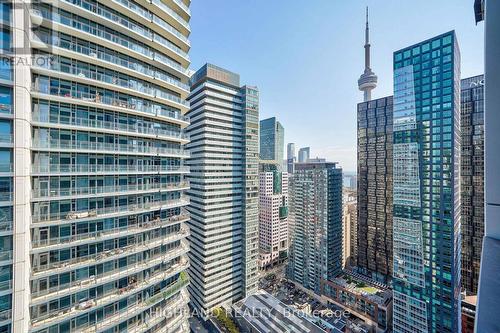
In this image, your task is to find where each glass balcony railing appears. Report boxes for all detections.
[31,83,189,120]
[31,212,189,249]
[32,139,189,157]
[0,279,12,292]
[79,283,188,333]
[0,309,11,322]
[32,197,189,223]
[33,61,188,107]
[0,134,12,144]
[30,262,189,328]
[31,247,188,300]
[0,163,12,173]
[0,250,12,262]
[32,113,189,140]
[172,0,190,16]
[32,181,189,199]
[31,233,188,274]
[0,221,12,233]
[31,164,189,174]
[152,0,190,31]
[0,192,12,203]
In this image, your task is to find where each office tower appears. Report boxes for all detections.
[357,96,393,283]
[476,1,500,331]
[460,75,484,294]
[186,64,259,314]
[1,2,193,333]
[287,162,342,293]
[258,163,289,267]
[287,143,295,174]
[392,32,461,333]
[298,147,310,163]
[260,117,284,167]
[358,7,377,102]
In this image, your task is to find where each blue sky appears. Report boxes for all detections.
[188,0,484,172]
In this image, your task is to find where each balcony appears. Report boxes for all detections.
[31,209,189,251]
[82,286,189,333]
[32,139,189,158]
[0,250,12,263]
[31,181,189,201]
[30,267,189,331]
[31,164,189,175]
[32,197,189,223]
[31,232,189,276]
[31,83,189,122]
[152,0,190,33]
[31,113,189,142]
[30,256,188,309]
[31,246,189,301]
[0,192,12,205]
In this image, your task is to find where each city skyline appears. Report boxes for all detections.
[188,1,484,171]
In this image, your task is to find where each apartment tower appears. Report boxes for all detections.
[392,32,461,333]
[186,64,259,314]
[287,162,343,293]
[286,143,295,174]
[259,117,284,168]
[2,1,193,332]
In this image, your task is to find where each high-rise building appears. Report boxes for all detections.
[258,163,289,267]
[260,117,284,167]
[287,162,343,293]
[475,1,500,331]
[2,2,193,332]
[186,64,259,315]
[287,143,295,174]
[392,32,461,333]
[357,96,393,283]
[460,75,484,294]
[298,147,310,163]
[358,7,377,102]
[342,192,356,269]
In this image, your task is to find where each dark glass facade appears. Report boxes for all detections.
[460,75,484,294]
[357,96,393,283]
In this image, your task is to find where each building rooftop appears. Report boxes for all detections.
[326,272,392,306]
[233,290,326,333]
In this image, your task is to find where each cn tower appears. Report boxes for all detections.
[358,7,377,102]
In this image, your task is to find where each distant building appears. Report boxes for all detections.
[308,157,326,163]
[232,290,327,333]
[298,147,310,163]
[343,197,356,269]
[187,63,259,314]
[258,163,289,268]
[460,75,484,294]
[320,273,392,333]
[287,162,343,293]
[461,294,477,333]
[287,143,296,173]
[260,117,284,167]
[357,96,393,283]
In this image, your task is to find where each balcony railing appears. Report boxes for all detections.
[32,212,188,249]
[31,247,188,300]
[0,193,12,203]
[30,264,189,329]
[32,181,189,199]
[0,250,13,262]
[0,221,12,233]
[32,197,189,223]
[152,0,190,31]
[31,83,189,118]
[32,139,189,157]
[80,284,188,333]
[0,134,12,144]
[31,164,189,175]
[0,309,11,322]
[32,113,189,140]
[31,232,188,274]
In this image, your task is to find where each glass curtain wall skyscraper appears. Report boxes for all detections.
[3,1,193,332]
[186,64,259,315]
[357,96,393,283]
[460,75,484,295]
[392,32,461,333]
[287,143,295,174]
[259,117,284,168]
[298,147,310,163]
